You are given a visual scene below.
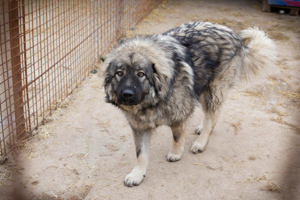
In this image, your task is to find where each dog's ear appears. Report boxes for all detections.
[104,62,114,85]
[151,63,161,92]
[103,62,116,103]
[151,63,157,74]
[151,63,172,100]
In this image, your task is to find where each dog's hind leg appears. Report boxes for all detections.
[124,129,152,187]
[167,122,186,162]
[190,85,224,153]
[191,110,217,153]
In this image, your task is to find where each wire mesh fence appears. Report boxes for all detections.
[0,0,161,160]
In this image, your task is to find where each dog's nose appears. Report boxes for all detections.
[119,88,138,105]
[122,89,134,98]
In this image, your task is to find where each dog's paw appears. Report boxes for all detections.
[124,167,145,187]
[190,141,206,153]
[166,152,182,162]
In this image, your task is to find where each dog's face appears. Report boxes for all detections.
[104,52,159,107]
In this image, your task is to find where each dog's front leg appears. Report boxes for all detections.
[124,129,152,187]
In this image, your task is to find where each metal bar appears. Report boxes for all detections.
[2,0,14,157]
[8,0,25,139]
[21,0,31,132]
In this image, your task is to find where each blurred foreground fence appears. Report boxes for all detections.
[0,0,161,160]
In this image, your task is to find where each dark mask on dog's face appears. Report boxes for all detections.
[115,66,146,105]
[105,52,157,106]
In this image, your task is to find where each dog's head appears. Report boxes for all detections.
[102,37,176,108]
[104,52,157,106]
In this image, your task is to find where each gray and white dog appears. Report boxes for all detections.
[102,22,277,186]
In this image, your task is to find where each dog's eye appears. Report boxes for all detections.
[137,72,145,78]
[116,71,124,77]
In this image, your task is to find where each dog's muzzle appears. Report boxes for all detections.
[118,88,139,105]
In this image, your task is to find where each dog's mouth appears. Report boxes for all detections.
[118,98,139,106]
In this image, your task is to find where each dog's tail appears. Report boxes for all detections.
[239,27,278,81]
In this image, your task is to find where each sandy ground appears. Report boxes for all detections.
[1,0,300,199]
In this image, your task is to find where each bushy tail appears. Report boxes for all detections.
[239,27,278,81]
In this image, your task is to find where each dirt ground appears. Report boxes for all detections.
[1,0,300,199]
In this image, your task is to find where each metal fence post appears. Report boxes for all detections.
[9,0,25,139]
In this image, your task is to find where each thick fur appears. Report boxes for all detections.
[102,22,277,186]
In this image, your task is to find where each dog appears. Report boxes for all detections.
[102,21,277,186]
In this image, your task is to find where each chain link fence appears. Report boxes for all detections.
[0,0,161,160]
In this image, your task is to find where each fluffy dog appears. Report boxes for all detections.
[102,22,277,186]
